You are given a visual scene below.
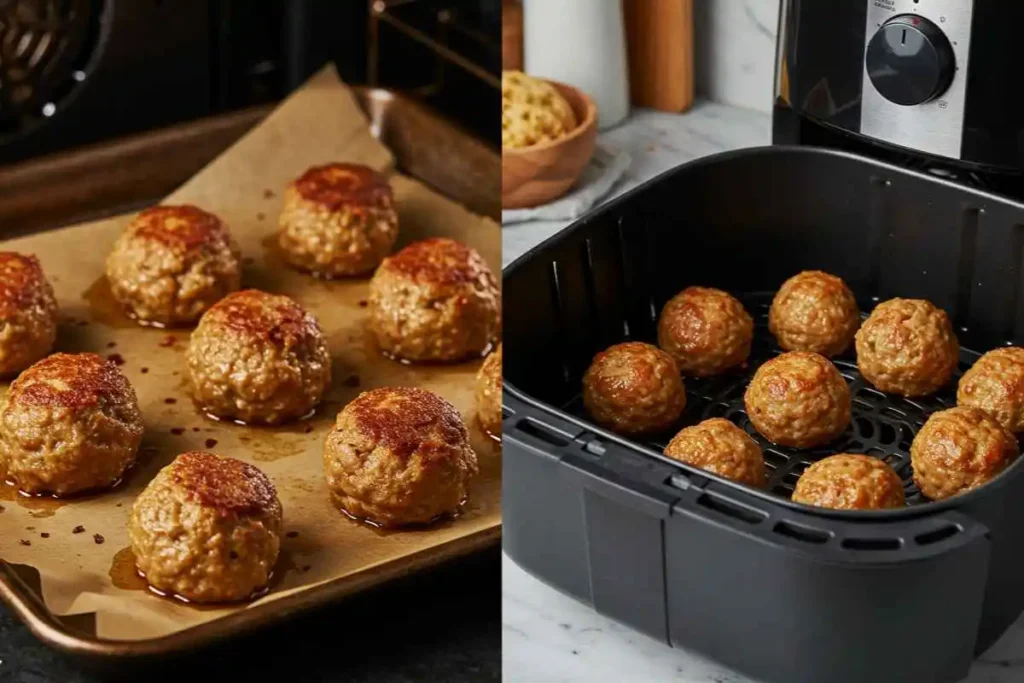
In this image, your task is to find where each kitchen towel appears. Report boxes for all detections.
[502,144,631,224]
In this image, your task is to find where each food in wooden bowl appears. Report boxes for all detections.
[501,71,597,209]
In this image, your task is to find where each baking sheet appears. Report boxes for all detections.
[0,65,501,648]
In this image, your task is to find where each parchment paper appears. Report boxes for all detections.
[0,65,501,642]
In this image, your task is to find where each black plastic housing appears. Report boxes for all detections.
[502,146,1024,683]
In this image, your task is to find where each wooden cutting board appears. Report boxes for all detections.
[623,0,694,112]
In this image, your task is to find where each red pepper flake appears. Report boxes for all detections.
[140,367,149,374]
[158,335,177,348]
[286,531,299,538]
[93,534,105,544]
[358,300,368,308]
[192,427,201,433]
[164,398,177,405]
[303,425,314,434]
[19,539,30,546]
[205,438,218,448]
[171,428,185,436]
[72,525,85,534]
[107,353,125,366]
[40,532,50,538]
[263,189,275,199]
[229,550,239,559]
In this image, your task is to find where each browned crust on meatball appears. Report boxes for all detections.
[957,347,1024,433]
[911,406,1019,501]
[0,252,58,377]
[210,289,321,344]
[792,454,905,510]
[769,270,860,357]
[277,164,398,277]
[186,289,331,424]
[346,387,468,462]
[171,451,279,516]
[744,351,851,448]
[105,205,241,326]
[657,287,753,377]
[130,452,282,603]
[11,352,132,410]
[323,387,479,527]
[130,205,228,251]
[664,418,766,487]
[0,352,142,495]
[582,341,686,436]
[476,344,502,437]
[291,163,393,211]
[369,238,500,362]
[855,298,959,397]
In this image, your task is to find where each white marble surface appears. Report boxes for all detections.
[695,0,779,114]
[500,102,1024,683]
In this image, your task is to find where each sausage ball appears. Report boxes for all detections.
[278,163,398,277]
[323,387,479,527]
[792,454,905,510]
[105,205,241,326]
[0,353,142,496]
[130,451,283,603]
[476,344,502,438]
[0,252,58,376]
[769,270,860,358]
[663,418,766,488]
[186,289,332,425]
[855,298,959,397]
[368,238,500,362]
[911,406,1019,501]
[657,287,753,377]
[744,351,851,448]
[957,347,1024,433]
[582,342,687,436]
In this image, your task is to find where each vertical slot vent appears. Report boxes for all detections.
[548,261,570,387]
[1007,224,1024,341]
[616,216,634,339]
[954,207,980,330]
[580,238,602,343]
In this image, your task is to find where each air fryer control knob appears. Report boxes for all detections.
[865,14,955,106]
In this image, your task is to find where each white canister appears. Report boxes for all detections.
[522,0,630,129]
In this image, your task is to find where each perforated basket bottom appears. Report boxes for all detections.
[563,292,990,506]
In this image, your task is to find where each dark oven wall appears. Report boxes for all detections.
[0,0,498,166]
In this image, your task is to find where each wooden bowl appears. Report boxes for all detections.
[502,80,598,210]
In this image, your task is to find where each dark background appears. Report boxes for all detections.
[0,0,500,165]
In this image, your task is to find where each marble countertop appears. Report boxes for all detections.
[500,101,1024,683]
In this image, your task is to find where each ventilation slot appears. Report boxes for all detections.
[514,419,570,448]
[774,521,830,545]
[841,537,902,551]
[916,524,961,546]
[696,494,767,525]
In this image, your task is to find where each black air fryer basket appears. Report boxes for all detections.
[502,146,1024,683]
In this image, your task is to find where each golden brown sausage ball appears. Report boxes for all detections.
[957,347,1024,433]
[657,287,753,377]
[476,344,502,438]
[130,451,282,603]
[663,418,766,488]
[186,290,332,425]
[911,406,1019,501]
[368,238,500,362]
[582,341,686,436]
[323,387,479,527]
[278,163,399,277]
[855,298,959,397]
[0,353,143,496]
[769,270,860,358]
[105,205,241,326]
[744,351,851,448]
[0,252,58,376]
[792,454,905,510]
